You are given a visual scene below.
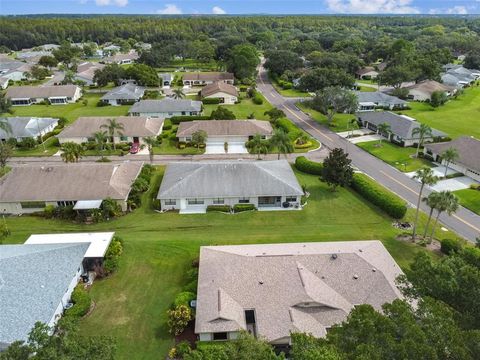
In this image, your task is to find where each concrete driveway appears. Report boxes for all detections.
[431,176,479,192]
[205,142,248,154]
[349,134,383,144]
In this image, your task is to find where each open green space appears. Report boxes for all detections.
[203,93,273,120]
[454,188,480,215]
[2,166,449,360]
[358,85,376,92]
[402,86,480,139]
[296,101,356,132]
[270,79,311,98]
[357,140,433,172]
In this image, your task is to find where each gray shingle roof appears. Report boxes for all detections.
[177,120,272,138]
[0,243,89,346]
[129,99,202,114]
[195,241,404,342]
[355,91,407,106]
[0,117,58,139]
[404,80,454,96]
[0,162,143,203]
[183,72,234,82]
[157,160,304,199]
[425,136,480,172]
[6,85,79,99]
[101,83,145,101]
[356,111,445,140]
[201,82,238,97]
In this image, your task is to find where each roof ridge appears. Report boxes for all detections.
[255,162,303,195]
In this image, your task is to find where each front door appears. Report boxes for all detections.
[133,137,139,144]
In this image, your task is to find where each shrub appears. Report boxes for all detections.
[202,97,221,105]
[207,205,231,213]
[252,93,263,105]
[6,138,17,147]
[460,246,480,268]
[282,81,293,90]
[18,137,37,149]
[64,286,91,319]
[96,100,109,107]
[470,183,480,190]
[169,115,211,125]
[441,238,463,255]
[103,236,123,275]
[239,86,248,92]
[44,205,55,219]
[41,131,55,142]
[167,305,192,336]
[295,156,323,175]
[294,141,312,149]
[351,173,407,219]
[233,204,256,213]
[276,118,301,139]
[174,291,196,307]
[163,118,172,130]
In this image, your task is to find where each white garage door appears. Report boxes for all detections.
[206,137,248,154]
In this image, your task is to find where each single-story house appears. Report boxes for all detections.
[128,99,202,118]
[0,162,143,214]
[195,241,403,346]
[0,117,59,142]
[103,51,139,65]
[177,119,273,154]
[424,136,480,182]
[356,111,445,147]
[16,50,50,61]
[57,116,164,145]
[182,72,234,86]
[441,65,480,88]
[403,80,455,101]
[200,82,239,105]
[157,160,304,213]
[0,76,8,90]
[160,73,173,86]
[74,62,105,85]
[0,60,31,84]
[0,232,115,350]
[355,66,379,80]
[6,85,82,106]
[100,83,145,106]
[355,91,407,111]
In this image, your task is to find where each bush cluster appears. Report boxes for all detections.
[441,238,463,255]
[64,286,91,320]
[163,119,172,131]
[252,92,264,105]
[169,115,211,124]
[103,236,123,275]
[128,164,155,207]
[350,173,407,219]
[206,205,231,213]
[276,118,301,140]
[233,204,256,212]
[174,291,196,308]
[202,97,221,104]
[295,156,323,175]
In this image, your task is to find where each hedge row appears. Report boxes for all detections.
[169,115,211,125]
[351,173,407,219]
[206,205,231,213]
[276,118,301,140]
[233,204,256,212]
[202,98,221,105]
[64,286,91,319]
[295,156,323,175]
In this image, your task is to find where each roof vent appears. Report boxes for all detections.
[353,274,359,280]
[331,254,338,260]
[359,249,363,252]
[372,268,377,272]
[259,281,264,285]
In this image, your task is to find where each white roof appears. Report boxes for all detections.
[73,200,103,210]
[25,232,115,258]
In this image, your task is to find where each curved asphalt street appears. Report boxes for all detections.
[256,63,480,242]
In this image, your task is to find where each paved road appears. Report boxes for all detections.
[257,63,480,242]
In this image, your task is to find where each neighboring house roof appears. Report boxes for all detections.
[25,232,115,258]
[58,116,163,138]
[75,62,105,82]
[129,99,202,114]
[0,117,58,139]
[0,162,143,203]
[183,72,234,82]
[0,243,89,347]
[16,50,50,59]
[356,111,445,140]
[6,85,79,99]
[376,62,388,71]
[103,51,139,63]
[201,82,238,98]
[354,91,407,106]
[356,67,378,76]
[158,160,304,199]
[0,60,29,73]
[177,120,272,138]
[160,73,173,82]
[195,241,404,342]
[424,136,480,172]
[404,80,454,96]
[101,83,145,101]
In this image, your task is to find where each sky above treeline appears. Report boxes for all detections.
[0,0,478,16]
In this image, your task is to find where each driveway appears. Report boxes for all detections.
[431,176,479,192]
[205,141,248,154]
[337,129,373,138]
[349,134,383,144]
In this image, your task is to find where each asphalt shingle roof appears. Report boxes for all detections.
[355,91,407,106]
[177,120,272,137]
[425,136,480,172]
[6,85,79,99]
[183,72,234,82]
[200,82,238,97]
[129,99,202,114]
[101,83,145,101]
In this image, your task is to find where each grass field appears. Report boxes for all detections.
[357,140,433,172]
[402,86,480,139]
[454,188,480,215]
[358,86,376,92]
[203,93,273,120]
[296,102,357,132]
[2,166,450,359]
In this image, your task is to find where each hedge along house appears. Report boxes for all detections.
[195,241,404,348]
[6,85,82,106]
[100,83,145,106]
[0,162,143,215]
[157,160,303,214]
[0,117,59,142]
[128,99,203,119]
[57,116,164,146]
[182,72,235,86]
[356,111,446,147]
[200,81,239,105]
[424,136,480,182]
[176,120,273,155]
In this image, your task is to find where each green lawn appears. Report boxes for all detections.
[203,93,273,120]
[454,188,480,215]
[358,86,376,92]
[296,102,356,132]
[270,78,310,98]
[401,86,480,139]
[11,137,60,157]
[2,166,450,360]
[357,140,433,172]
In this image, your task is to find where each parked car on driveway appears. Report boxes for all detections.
[130,143,140,154]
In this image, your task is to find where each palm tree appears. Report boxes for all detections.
[412,167,439,241]
[60,142,84,163]
[249,134,268,160]
[0,119,12,135]
[269,129,293,160]
[172,88,185,99]
[143,136,159,163]
[428,191,459,243]
[100,118,124,151]
[441,147,459,177]
[93,131,107,154]
[348,118,358,138]
[412,123,432,158]
[377,122,391,146]
[422,192,442,240]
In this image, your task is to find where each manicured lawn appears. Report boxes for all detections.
[401,86,480,139]
[296,101,356,132]
[454,188,480,215]
[11,137,60,157]
[358,86,376,92]
[2,167,449,360]
[203,93,273,120]
[270,79,311,98]
[357,140,433,172]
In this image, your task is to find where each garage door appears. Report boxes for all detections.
[206,140,248,154]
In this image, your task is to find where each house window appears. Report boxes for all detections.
[239,198,250,204]
[186,137,192,142]
[181,111,186,115]
[165,199,176,206]
[286,196,297,202]
[57,200,76,207]
[187,198,204,205]
[20,201,46,209]
[120,136,128,141]
[213,198,224,204]
[213,332,228,341]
